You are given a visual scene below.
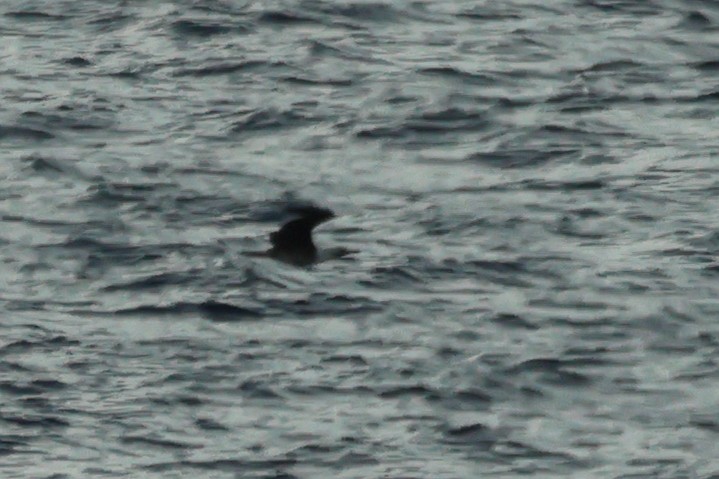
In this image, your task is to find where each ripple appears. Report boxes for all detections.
[418,66,497,85]
[0,336,79,355]
[229,108,320,134]
[377,384,440,400]
[172,60,268,77]
[444,423,496,445]
[356,106,489,139]
[63,56,93,67]
[4,11,69,21]
[194,417,229,431]
[0,436,27,455]
[679,10,714,29]
[0,125,55,140]
[144,457,297,473]
[101,271,200,292]
[500,146,581,165]
[171,19,238,37]
[121,435,203,450]
[1,414,70,429]
[111,300,264,321]
[257,11,321,26]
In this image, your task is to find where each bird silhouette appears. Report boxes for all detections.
[249,205,354,266]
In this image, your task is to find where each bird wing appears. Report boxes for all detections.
[269,206,335,249]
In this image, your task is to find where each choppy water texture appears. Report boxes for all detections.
[1,0,719,477]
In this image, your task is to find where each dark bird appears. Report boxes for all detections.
[250,205,354,266]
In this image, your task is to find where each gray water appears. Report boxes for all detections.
[1,1,719,478]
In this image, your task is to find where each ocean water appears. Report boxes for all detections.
[1,0,719,477]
